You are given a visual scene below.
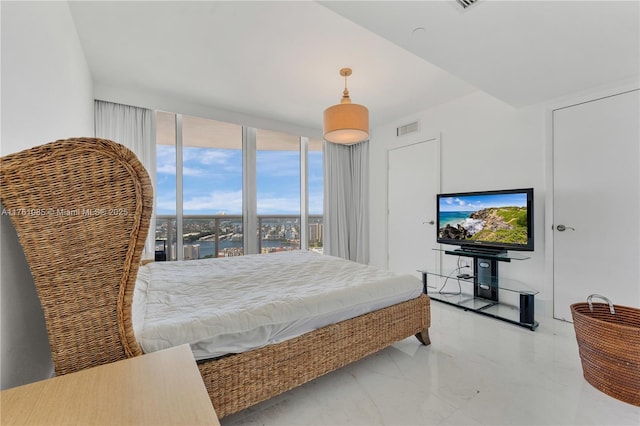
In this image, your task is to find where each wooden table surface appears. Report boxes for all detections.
[1,344,219,425]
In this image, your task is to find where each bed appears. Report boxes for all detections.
[0,138,431,418]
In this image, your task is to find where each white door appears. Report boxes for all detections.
[552,90,640,321]
[388,139,440,278]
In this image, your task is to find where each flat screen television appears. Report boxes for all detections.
[436,188,534,253]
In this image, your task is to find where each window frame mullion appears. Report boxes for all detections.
[300,136,309,250]
[243,126,258,255]
[175,113,184,261]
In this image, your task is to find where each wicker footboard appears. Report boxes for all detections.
[198,293,430,418]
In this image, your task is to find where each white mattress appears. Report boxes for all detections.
[133,250,422,360]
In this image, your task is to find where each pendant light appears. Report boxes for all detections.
[323,68,369,144]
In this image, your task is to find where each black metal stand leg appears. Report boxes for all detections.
[519,293,535,324]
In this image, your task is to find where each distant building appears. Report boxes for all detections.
[184,244,200,260]
[309,223,323,243]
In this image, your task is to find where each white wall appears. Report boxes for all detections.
[1,1,94,389]
[94,83,322,141]
[370,91,548,314]
[370,82,639,317]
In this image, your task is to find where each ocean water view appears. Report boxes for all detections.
[438,211,472,227]
[193,239,297,258]
[155,214,323,260]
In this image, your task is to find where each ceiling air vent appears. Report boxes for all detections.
[456,0,479,9]
[397,121,419,137]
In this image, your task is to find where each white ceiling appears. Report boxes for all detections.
[322,0,640,107]
[69,0,639,135]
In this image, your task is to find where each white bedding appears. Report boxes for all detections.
[133,250,422,360]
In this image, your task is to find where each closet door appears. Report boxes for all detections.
[388,138,440,278]
[552,90,639,321]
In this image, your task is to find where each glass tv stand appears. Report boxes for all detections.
[419,249,538,330]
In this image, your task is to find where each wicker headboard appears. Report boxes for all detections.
[0,138,153,375]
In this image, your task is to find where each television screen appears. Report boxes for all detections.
[436,188,534,252]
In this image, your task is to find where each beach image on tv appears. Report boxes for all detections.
[438,193,528,244]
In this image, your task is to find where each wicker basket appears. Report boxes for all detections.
[570,294,640,406]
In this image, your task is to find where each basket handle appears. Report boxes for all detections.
[587,294,616,315]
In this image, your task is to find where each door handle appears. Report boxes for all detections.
[423,220,435,225]
[555,224,575,232]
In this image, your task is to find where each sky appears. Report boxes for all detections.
[156,145,323,215]
[439,192,528,212]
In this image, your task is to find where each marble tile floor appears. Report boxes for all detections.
[222,302,640,426]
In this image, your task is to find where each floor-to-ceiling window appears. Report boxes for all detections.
[181,115,243,259]
[308,138,323,253]
[256,129,301,253]
[155,111,322,260]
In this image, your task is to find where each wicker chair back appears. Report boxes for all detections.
[0,138,153,375]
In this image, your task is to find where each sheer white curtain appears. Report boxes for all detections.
[323,140,369,264]
[94,100,156,258]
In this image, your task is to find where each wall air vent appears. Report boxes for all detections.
[456,0,479,9]
[396,121,419,137]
